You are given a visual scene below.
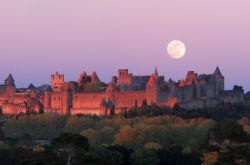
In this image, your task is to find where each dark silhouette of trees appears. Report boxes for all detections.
[52,132,89,165]
[212,120,248,143]
[130,149,160,165]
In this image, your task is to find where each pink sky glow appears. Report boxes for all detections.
[0,0,250,90]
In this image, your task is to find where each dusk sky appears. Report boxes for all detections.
[0,1,250,90]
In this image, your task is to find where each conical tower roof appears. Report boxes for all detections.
[78,71,87,83]
[91,71,101,83]
[5,73,15,87]
[214,66,222,76]
[28,83,36,90]
[5,74,14,82]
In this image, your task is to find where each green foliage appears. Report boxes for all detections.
[1,103,250,165]
[77,147,124,165]
[130,149,160,165]
[52,132,89,151]
[1,114,215,151]
[2,114,67,140]
[0,141,9,150]
[157,146,201,165]
[144,142,162,151]
[170,103,250,122]
[212,120,248,142]
[0,127,5,141]
[127,105,171,118]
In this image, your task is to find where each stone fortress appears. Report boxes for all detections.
[0,66,245,115]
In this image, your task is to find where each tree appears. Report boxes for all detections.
[144,142,162,151]
[0,127,4,141]
[212,120,248,142]
[115,125,135,145]
[107,144,133,165]
[52,132,89,165]
[130,149,160,165]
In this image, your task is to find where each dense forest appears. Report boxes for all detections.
[0,103,250,164]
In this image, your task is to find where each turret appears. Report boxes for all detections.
[60,83,72,115]
[50,72,64,92]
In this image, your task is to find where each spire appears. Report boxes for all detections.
[154,67,158,76]
[82,71,87,77]
[78,71,88,84]
[5,73,14,82]
[214,66,222,76]
[90,71,101,83]
[28,83,36,90]
[5,73,15,87]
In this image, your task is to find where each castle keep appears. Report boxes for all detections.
[0,67,245,115]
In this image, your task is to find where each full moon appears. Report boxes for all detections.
[167,40,186,59]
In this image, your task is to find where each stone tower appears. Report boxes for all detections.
[117,69,132,91]
[146,74,158,104]
[213,66,224,95]
[60,83,72,115]
[51,72,65,92]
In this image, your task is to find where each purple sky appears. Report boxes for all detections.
[0,1,250,91]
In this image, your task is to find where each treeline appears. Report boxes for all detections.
[0,132,201,165]
[1,102,250,164]
[126,102,250,122]
[1,118,250,164]
[2,115,215,150]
